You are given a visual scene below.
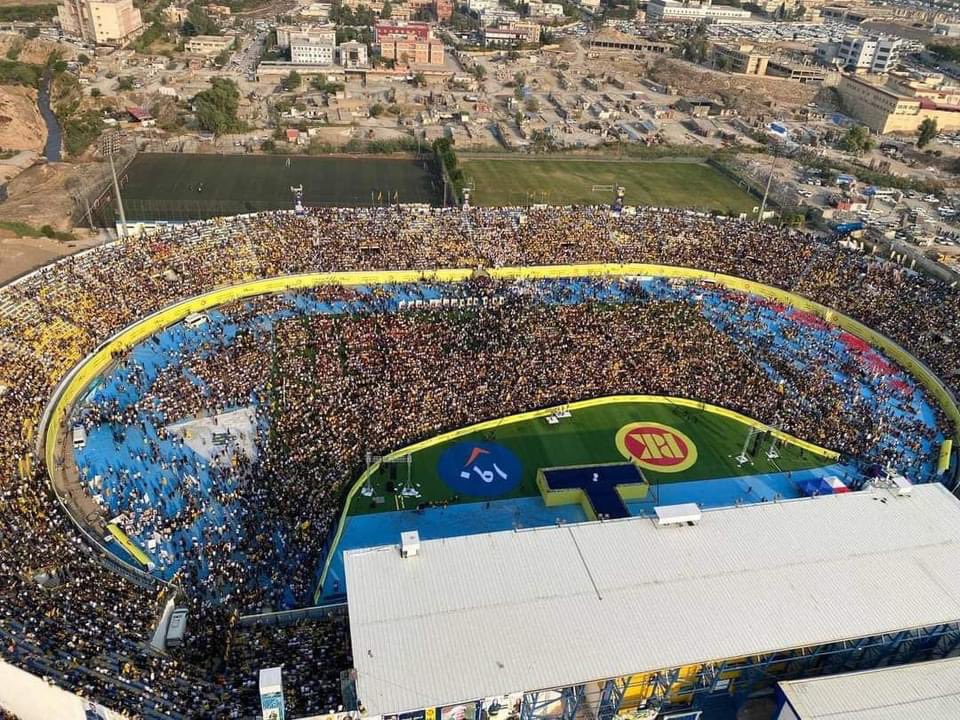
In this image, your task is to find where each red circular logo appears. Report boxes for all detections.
[616,422,698,472]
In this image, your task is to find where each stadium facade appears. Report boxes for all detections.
[346,483,960,719]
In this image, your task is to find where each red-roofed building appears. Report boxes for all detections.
[126,107,155,126]
[374,21,431,43]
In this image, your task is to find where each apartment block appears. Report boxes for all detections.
[58,0,143,45]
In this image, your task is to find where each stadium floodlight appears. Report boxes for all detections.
[766,436,781,460]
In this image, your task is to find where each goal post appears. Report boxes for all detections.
[362,452,415,497]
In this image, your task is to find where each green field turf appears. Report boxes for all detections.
[348,399,829,516]
[460,158,758,213]
[104,153,440,223]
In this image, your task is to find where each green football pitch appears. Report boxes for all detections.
[104,153,441,223]
[459,158,759,213]
[347,399,831,516]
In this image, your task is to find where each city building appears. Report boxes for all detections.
[347,484,960,719]
[466,0,498,12]
[588,30,673,54]
[57,0,143,46]
[776,657,960,719]
[820,4,876,24]
[935,23,960,38]
[646,0,751,23]
[526,0,565,17]
[338,40,369,68]
[299,3,331,20]
[483,22,540,47]
[714,43,770,75]
[817,34,901,73]
[837,72,960,134]
[275,24,336,50]
[379,37,445,65]
[479,7,521,24]
[374,20,432,43]
[290,33,336,65]
[184,34,235,55]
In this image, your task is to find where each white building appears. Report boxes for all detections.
[527,0,565,17]
[818,34,901,73]
[338,40,369,68]
[479,6,520,24]
[646,0,751,23]
[466,0,498,12]
[275,24,335,50]
[290,33,336,64]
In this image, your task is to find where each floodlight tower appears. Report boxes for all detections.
[100,131,129,239]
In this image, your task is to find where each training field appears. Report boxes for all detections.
[104,153,441,223]
[348,399,831,517]
[460,158,758,213]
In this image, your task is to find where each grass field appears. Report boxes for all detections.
[460,158,759,213]
[347,399,829,516]
[103,153,441,223]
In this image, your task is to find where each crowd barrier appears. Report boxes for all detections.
[37,264,960,592]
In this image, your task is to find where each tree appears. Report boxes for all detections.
[283,70,302,91]
[840,125,874,155]
[193,77,243,134]
[681,22,710,63]
[381,0,392,18]
[918,117,938,148]
[117,76,134,91]
[182,3,220,37]
[411,72,426,87]
[370,103,385,117]
[77,53,91,66]
[90,88,102,97]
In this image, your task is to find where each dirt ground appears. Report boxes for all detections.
[648,58,818,117]
[0,34,78,64]
[0,85,45,154]
[0,161,95,231]
[0,233,100,285]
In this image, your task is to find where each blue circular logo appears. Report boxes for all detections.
[437,441,523,498]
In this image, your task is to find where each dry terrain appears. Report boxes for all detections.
[0,85,45,154]
[0,162,93,231]
[648,57,818,116]
[0,233,99,284]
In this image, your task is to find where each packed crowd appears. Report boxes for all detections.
[76,277,944,609]
[0,206,957,718]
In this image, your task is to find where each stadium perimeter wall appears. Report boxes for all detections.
[38,264,960,582]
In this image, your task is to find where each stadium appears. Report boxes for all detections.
[0,204,959,720]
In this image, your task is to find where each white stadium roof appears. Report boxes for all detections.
[345,484,960,716]
[778,656,960,719]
